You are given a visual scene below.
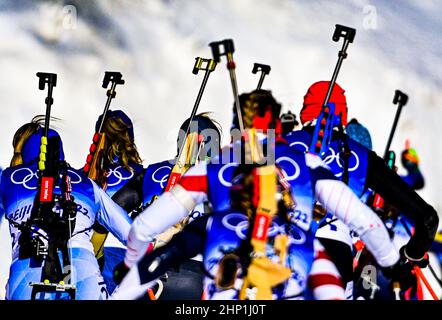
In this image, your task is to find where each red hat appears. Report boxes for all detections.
[300,81,348,125]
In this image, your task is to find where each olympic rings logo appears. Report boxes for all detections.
[217,156,301,187]
[289,141,309,153]
[322,148,360,178]
[275,156,301,182]
[221,213,306,244]
[10,167,82,190]
[151,165,172,189]
[106,166,135,187]
[10,168,38,190]
[289,141,360,177]
[218,163,238,188]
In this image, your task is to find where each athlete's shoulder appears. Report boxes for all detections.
[346,135,370,154]
[285,128,312,139]
[144,159,173,178]
[65,165,95,189]
[130,162,144,174]
[1,162,38,189]
[275,141,308,162]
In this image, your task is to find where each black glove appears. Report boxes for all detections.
[401,245,429,268]
[382,246,429,292]
[113,261,130,285]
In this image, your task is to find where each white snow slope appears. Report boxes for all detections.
[0,0,440,299]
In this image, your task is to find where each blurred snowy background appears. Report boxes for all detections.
[0,0,441,299]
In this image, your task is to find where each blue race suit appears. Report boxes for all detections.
[0,129,131,300]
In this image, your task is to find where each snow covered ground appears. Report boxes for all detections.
[0,0,440,299]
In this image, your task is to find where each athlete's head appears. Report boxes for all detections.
[11,116,64,167]
[232,89,282,134]
[280,111,299,135]
[300,81,348,126]
[95,109,142,169]
[176,112,222,161]
[346,118,372,150]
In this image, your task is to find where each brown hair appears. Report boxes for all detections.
[234,90,282,130]
[230,165,256,219]
[100,115,142,171]
[230,92,272,216]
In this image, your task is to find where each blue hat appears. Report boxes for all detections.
[95,109,134,142]
[346,118,372,150]
[22,127,65,164]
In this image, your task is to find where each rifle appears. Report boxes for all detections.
[238,165,292,300]
[384,90,408,159]
[309,24,356,157]
[128,58,217,300]
[163,57,217,192]
[215,130,292,300]
[371,90,408,210]
[83,71,125,185]
[85,72,125,258]
[209,39,244,132]
[25,73,77,299]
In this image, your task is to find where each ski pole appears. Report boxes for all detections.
[414,265,439,300]
[310,24,356,155]
[83,72,125,177]
[252,63,271,90]
[383,90,408,159]
[209,39,244,132]
[165,57,217,191]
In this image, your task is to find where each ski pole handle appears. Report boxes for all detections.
[252,63,271,90]
[383,90,408,159]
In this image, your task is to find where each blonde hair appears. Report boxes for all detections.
[10,116,45,167]
[100,115,142,171]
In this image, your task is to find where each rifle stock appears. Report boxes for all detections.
[165,132,199,192]
[238,164,291,300]
[85,133,106,182]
